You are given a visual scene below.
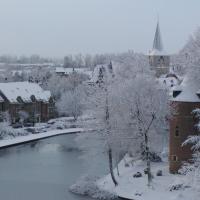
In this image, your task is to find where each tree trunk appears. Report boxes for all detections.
[116,163,120,176]
[145,133,152,187]
[144,126,152,186]
[144,115,155,187]
[108,148,118,186]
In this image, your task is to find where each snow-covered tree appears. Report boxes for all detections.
[56,85,86,121]
[46,71,88,101]
[172,27,200,75]
[76,54,169,186]
[111,74,169,186]
[181,108,200,190]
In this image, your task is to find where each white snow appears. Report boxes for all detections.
[0,81,51,103]
[0,128,84,148]
[148,49,168,56]
[97,156,200,200]
[171,78,200,102]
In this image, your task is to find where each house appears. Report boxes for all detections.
[0,82,55,124]
[158,72,182,91]
[148,21,170,77]
[169,78,200,173]
[55,67,92,78]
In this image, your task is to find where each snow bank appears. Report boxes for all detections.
[69,175,117,200]
[0,128,84,148]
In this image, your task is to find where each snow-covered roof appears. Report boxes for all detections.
[148,49,168,56]
[0,82,51,103]
[159,76,180,89]
[171,77,200,102]
[55,67,92,77]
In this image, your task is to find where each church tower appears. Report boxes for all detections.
[148,21,170,77]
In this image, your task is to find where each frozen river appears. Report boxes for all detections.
[0,134,108,200]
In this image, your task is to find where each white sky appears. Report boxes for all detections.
[0,0,199,57]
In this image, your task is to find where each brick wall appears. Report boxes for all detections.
[169,101,200,173]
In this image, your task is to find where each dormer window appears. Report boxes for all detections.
[17,96,23,104]
[173,90,181,98]
[196,92,200,99]
[30,95,36,102]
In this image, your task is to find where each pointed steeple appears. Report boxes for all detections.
[152,22,163,51]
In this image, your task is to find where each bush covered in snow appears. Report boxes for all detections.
[0,122,28,139]
[69,175,117,200]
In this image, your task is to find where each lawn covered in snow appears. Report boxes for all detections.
[97,156,200,200]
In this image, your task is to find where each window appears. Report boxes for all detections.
[175,126,179,137]
[172,155,178,162]
[159,56,164,65]
[173,90,182,98]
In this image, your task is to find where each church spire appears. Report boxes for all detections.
[152,21,163,51]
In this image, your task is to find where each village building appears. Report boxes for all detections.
[0,82,55,125]
[148,22,170,77]
[169,78,200,173]
[55,67,92,78]
[158,72,182,99]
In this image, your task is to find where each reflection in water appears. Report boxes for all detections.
[0,134,107,200]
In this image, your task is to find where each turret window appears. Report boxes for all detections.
[175,126,179,137]
[172,155,178,162]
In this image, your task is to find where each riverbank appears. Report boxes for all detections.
[0,128,84,148]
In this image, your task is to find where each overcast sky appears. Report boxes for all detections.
[0,0,199,57]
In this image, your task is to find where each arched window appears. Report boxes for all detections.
[159,56,164,65]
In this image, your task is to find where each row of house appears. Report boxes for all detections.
[0,82,55,125]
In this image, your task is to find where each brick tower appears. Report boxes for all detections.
[169,81,200,173]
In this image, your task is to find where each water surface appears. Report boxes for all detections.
[0,134,107,200]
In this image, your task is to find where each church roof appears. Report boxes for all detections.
[149,22,168,56]
[171,77,200,102]
[153,22,163,51]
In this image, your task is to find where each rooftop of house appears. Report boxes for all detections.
[171,77,200,102]
[159,74,181,89]
[55,67,92,77]
[0,82,51,103]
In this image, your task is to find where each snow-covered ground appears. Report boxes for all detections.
[0,128,84,148]
[0,116,88,148]
[97,156,200,200]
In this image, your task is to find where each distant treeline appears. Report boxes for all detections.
[0,54,56,64]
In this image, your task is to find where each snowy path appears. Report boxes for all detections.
[0,128,84,148]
